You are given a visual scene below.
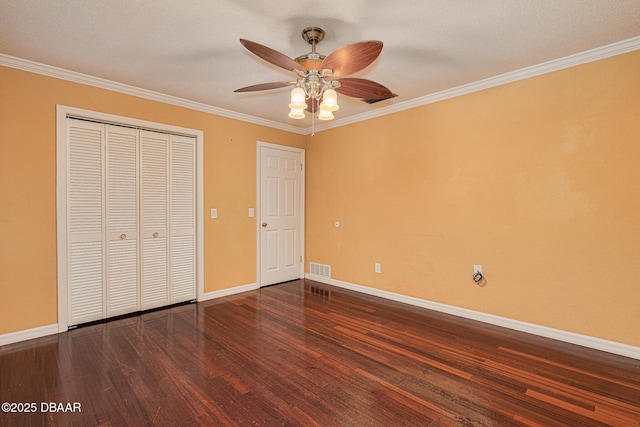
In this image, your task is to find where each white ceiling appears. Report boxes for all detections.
[2,1,640,132]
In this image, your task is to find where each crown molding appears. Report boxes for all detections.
[317,35,640,133]
[0,53,306,135]
[2,35,639,136]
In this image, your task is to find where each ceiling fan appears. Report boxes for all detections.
[235,27,396,120]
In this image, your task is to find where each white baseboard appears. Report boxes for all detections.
[1,283,259,347]
[4,279,637,361]
[0,324,59,347]
[199,282,258,302]
[305,274,640,360]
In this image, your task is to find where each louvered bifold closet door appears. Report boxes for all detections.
[68,119,105,325]
[105,125,139,317]
[170,135,196,303]
[66,118,196,325]
[140,130,169,310]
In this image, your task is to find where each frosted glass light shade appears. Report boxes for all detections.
[288,108,305,119]
[289,87,307,110]
[321,89,339,111]
[317,108,334,120]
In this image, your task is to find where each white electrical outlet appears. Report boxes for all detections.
[210,208,218,219]
[375,263,381,274]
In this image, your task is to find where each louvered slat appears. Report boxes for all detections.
[142,237,168,309]
[107,126,138,233]
[142,132,168,231]
[171,235,195,301]
[108,239,138,315]
[70,241,103,323]
[69,125,103,236]
[171,137,195,230]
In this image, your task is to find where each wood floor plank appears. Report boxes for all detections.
[1,279,639,426]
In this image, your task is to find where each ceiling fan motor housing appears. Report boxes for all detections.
[301,27,325,45]
[295,27,327,70]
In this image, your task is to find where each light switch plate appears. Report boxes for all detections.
[248,208,254,218]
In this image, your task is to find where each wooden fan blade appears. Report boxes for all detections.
[234,82,294,92]
[240,39,305,73]
[321,41,383,77]
[334,78,394,100]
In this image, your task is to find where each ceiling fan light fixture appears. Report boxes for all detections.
[321,89,339,111]
[236,27,392,124]
[288,108,305,119]
[289,87,307,110]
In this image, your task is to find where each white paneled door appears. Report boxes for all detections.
[65,118,196,326]
[259,144,304,286]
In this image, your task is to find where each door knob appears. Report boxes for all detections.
[153,232,159,238]
[262,222,267,228]
[120,234,126,240]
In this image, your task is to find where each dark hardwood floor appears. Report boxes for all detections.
[1,279,639,426]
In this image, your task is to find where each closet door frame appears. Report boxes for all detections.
[56,105,204,332]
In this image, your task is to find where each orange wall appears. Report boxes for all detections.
[2,50,639,348]
[0,66,305,334]
[305,51,640,347]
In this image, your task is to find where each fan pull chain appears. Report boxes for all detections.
[312,36,317,136]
